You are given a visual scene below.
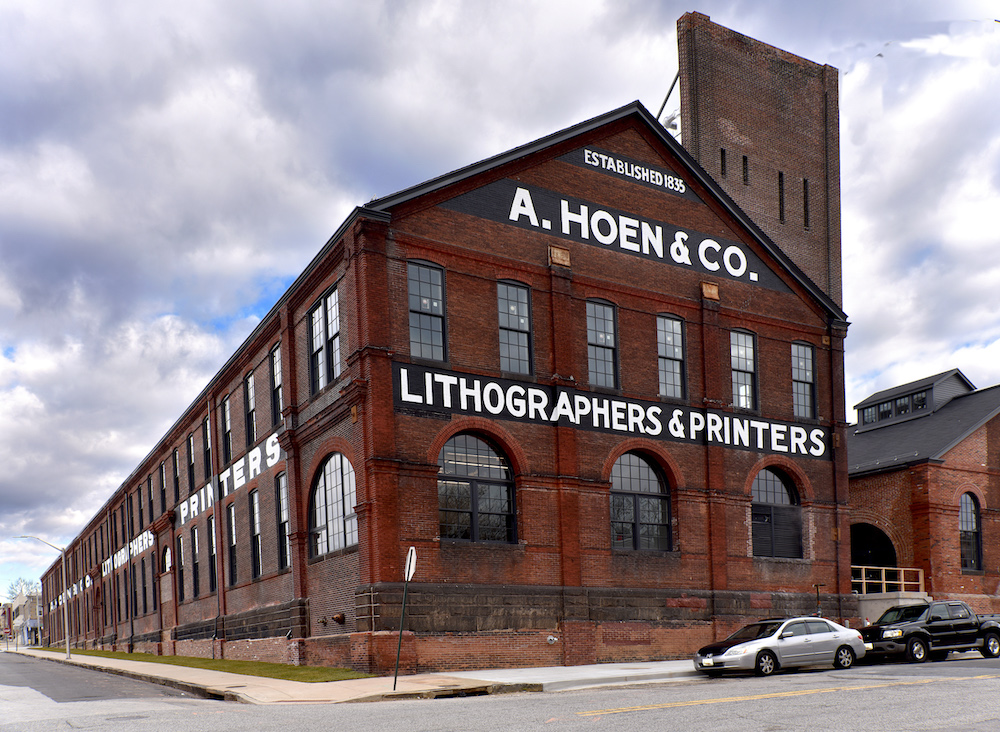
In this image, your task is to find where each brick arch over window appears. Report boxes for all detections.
[425,416,529,478]
[950,483,987,510]
[607,450,674,552]
[748,464,803,559]
[308,452,358,558]
[744,455,815,504]
[436,432,517,544]
[602,438,686,492]
[850,510,912,567]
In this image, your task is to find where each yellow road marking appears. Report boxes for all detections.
[576,674,1000,716]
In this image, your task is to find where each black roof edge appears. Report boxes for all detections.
[854,368,973,411]
[367,100,848,325]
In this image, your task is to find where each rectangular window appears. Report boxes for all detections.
[227,503,237,587]
[270,345,283,426]
[202,417,212,480]
[731,331,757,410]
[221,395,232,464]
[191,526,200,598]
[861,405,877,425]
[250,490,262,579]
[895,396,911,416]
[778,171,785,223]
[587,301,617,388]
[159,463,167,514]
[310,290,341,393]
[277,473,290,570]
[497,282,531,374]
[408,262,445,361]
[172,449,180,504]
[720,148,726,177]
[146,475,154,521]
[803,178,810,229]
[176,537,185,603]
[791,343,815,419]
[245,371,257,447]
[140,559,148,615]
[187,434,196,494]
[742,155,749,185]
[137,487,144,528]
[657,315,685,399]
[208,514,217,592]
[913,391,928,410]
[878,401,893,420]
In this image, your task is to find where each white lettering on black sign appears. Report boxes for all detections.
[441,179,789,292]
[394,364,829,459]
[559,147,699,202]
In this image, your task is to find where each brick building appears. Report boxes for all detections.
[849,369,1000,615]
[39,17,855,672]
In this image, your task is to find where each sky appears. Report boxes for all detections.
[2,0,999,597]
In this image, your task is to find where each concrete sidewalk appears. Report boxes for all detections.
[6,647,698,704]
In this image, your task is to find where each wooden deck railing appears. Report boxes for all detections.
[851,565,924,594]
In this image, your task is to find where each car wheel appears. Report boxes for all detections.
[907,637,928,663]
[982,632,1000,658]
[834,645,855,669]
[755,650,778,676]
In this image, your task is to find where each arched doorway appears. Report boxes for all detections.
[850,523,897,567]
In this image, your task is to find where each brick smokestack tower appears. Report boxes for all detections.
[677,12,842,305]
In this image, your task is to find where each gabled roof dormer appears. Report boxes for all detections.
[853,369,975,433]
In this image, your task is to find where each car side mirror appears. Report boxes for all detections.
[780,631,793,639]
[930,615,946,622]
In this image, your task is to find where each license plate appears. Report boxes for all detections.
[864,643,873,650]
[702,657,715,666]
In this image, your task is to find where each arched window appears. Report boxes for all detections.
[610,452,672,551]
[960,493,982,571]
[438,434,515,543]
[752,468,802,558]
[309,453,358,557]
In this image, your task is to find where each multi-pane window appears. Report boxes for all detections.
[309,454,358,557]
[141,558,148,615]
[438,434,516,543]
[270,345,283,426]
[227,503,238,586]
[172,449,180,504]
[250,489,262,579]
[187,434,196,493]
[159,463,166,514]
[731,330,757,410]
[497,282,531,374]
[221,396,232,464]
[751,468,802,559]
[245,371,257,447]
[960,493,982,571]
[587,301,617,388]
[176,537,185,603]
[791,343,815,419]
[610,452,671,551]
[207,515,217,592]
[309,290,341,393]
[147,475,154,521]
[202,417,212,480]
[137,488,144,527]
[657,316,685,399]
[408,262,445,361]
[191,526,200,598]
[277,473,290,570]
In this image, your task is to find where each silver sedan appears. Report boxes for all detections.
[693,617,866,676]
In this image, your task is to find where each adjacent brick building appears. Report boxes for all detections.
[40,17,855,672]
[849,369,1000,614]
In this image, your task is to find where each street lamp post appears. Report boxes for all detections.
[16,535,71,659]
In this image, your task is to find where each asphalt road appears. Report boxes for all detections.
[4,651,1000,731]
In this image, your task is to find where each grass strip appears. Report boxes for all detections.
[37,647,373,683]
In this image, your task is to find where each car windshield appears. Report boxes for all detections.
[876,605,928,624]
[726,622,784,642]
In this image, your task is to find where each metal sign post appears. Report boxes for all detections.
[393,547,416,691]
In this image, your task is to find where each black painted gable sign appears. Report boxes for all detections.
[439,146,790,292]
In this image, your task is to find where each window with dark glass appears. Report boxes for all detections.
[207,514,217,592]
[731,330,757,410]
[159,463,166,513]
[751,468,802,559]
[792,342,815,419]
[587,300,617,388]
[408,262,445,361]
[250,489,262,579]
[277,473,290,570]
[191,526,200,598]
[960,493,982,571]
[187,434,196,494]
[610,452,671,551]
[270,344,283,426]
[309,290,341,393]
[141,558,148,614]
[202,418,212,479]
[172,449,180,504]
[137,487,144,527]
[309,453,358,557]
[221,395,232,464]
[147,475,154,521]
[657,316,685,399]
[498,282,531,374]
[438,434,516,543]
[245,370,257,447]
[227,503,237,586]
[176,536,185,602]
